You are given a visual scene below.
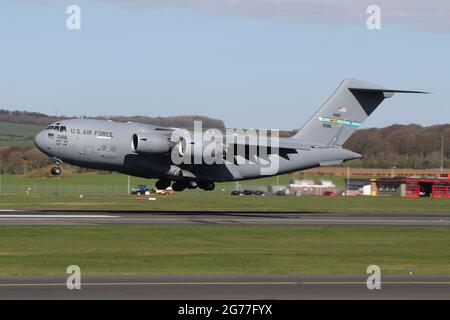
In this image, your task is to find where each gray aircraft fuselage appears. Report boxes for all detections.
[33,80,426,191]
[34,118,359,182]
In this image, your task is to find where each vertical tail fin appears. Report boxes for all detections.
[293,79,428,147]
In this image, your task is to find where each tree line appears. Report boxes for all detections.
[0,109,226,130]
[343,124,450,169]
[0,108,448,175]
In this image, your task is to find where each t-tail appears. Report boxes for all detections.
[293,79,428,147]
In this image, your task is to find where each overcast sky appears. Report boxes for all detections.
[1,1,449,129]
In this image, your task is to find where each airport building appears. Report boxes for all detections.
[287,180,337,196]
[370,174,450,198]
[270,175,450,198]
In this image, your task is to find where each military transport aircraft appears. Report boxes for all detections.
[34,80,427,192]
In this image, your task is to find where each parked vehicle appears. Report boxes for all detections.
[323,191,337,196]
[231,190,244,196]
[253,190,266,196]
[242,190,266,196]
[131,184,151,195]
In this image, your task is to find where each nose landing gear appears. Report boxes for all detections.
[50,166,61,176]
[50,157,62,176]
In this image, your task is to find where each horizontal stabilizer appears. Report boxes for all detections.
[349,88,430,98]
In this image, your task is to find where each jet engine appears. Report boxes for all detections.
[131,133,171,154]
[175,135,228,161]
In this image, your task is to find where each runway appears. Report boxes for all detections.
[0,274,449,299]
[0,210,450,226]
[1,211,449,300]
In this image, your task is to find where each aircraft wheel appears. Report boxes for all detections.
[172,181,187,192]
[155,180,171,190]
[187,181,198,189]
[199,181,215,191]
[51,167,61,176]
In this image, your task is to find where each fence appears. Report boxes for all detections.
[0,185,130,196]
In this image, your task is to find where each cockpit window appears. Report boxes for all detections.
[46,125,67,132]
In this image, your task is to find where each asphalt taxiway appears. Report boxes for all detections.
[1,210,449,299]
[0,274,449,299]
[0,210,450,226]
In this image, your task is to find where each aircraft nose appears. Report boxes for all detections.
[34,131,47,152]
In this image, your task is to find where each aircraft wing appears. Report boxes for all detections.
[227,136,312,151]
[226,136,312,162]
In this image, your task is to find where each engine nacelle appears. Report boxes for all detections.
[131,133,171,154]
[176,135,227,160]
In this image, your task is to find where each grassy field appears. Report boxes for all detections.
[0,225,449,276]
[1,173,150,186]
[0,174,449,277]
[0,194,449,212]
[0,172,299,187]
[0,172,347,196]
[0,122,43,147]
[0,173,448,212]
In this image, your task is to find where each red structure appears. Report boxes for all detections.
[372,174,450,198]
[404,175,450,198]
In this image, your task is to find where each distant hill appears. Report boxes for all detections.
[0,122,42,147]
[0,109,225,130]
[344,124,450,169]
[0,107,448,174]
[0,108,227,174]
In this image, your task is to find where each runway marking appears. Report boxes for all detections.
[1,281,450,288]
[0,214,449,226]
[302,281,450,285]
[0,215,118,218]
[0,281,299,287]
[94,218,450,224]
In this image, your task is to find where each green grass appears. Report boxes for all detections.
[0,194,449,212]
[1,173,448,212]
[0,173,332,197]
[0,122,43,147]
[0,225,449,276]
[1,173,151,186]
[0,173,295,188]
[0,172,346,189]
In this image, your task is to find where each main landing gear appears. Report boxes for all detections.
[159,179,215,192]
[171,181,198,192]
[155,179,171,190]
[198,181,215,191]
